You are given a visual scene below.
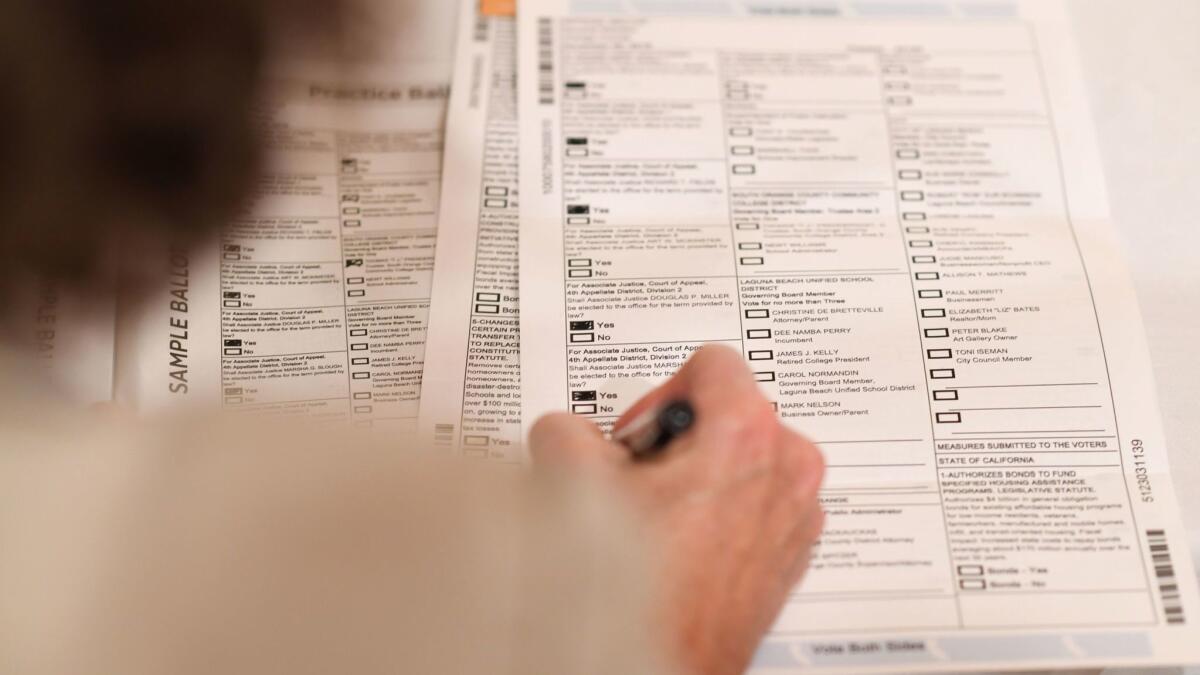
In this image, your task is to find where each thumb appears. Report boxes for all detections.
[528,412,625,473]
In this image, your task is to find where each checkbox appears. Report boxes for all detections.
[754,371,776,382]
[958,565,984,576]
[732,164,756,175]
[936,412,962,423]
[223,300,242,308]
[888,95,913,106]
[896,149,920,160]
[351,343,368,350]
[748,350,774,361]
[898,169,922,180]
[350,329,367,337]
[746,329,772,339]
[353,392,372,400]
[933,389,958,401]
[736,223,760,230]
[924,328,950,338]
[223,253,241,261]
[909,240,933,248]
[341,194,359,202]
[567,269,593,278]
[351,357,369,365]
[918,289,943,299]
[476,292,501,302]
[355,420,373,428]
[927,348,952,359]
[225,396,243,405]
[484,186,509,196]
[352,372,371,380]
[484,198,508,208]
[344,219,361,227]
[565,148,589,157]
[915,272,939,280]
[912,255,937,263]
[570,333,595,343]
[223,348,243,356]
[354,405,373,414]
[903,212,927,221]
[929,368,956,379]
[738,242,762,250]
[921,308,946,318]
[727,90,749,100]
[884,81,911,90]
[348,289,365,297]
[730,127,753,137]
[567,217,591,225]
[901,191,925,201]
[739,256,764,265]
[567,259,592,267]
[572,403,597,415]
[460,435,488,447]
[959,579,986,591]
[347,277,364,284]
[731,146,754,156]
[906,226,930,234]
[882,65,907,75]
[745,309,770,319]
[343,207,361,215]
[476,303,501,313]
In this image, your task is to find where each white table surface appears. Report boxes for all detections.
[392,1,1198,669]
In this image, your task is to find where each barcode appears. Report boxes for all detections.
[434,423,455,448]
[473,14,488,42]
[538,18,554,104]
[1147,529,1186,624]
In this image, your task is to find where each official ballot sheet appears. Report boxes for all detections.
[517,0,1200,670]
[418,4,523,458]
[115,61,449,425]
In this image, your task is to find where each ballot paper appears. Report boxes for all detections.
[115,62,449,427]
[516,0,1200,670]
[417,3,523,458]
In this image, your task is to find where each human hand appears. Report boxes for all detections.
[530,344,826,675]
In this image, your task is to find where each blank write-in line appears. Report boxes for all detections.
[951,429,1107,435]
[816,438,924,444]
[947,382,1099,390]
[948,405,1103,412]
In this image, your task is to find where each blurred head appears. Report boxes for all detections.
[0,0,343,304]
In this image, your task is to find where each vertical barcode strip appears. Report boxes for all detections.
[1147,529,1186,624]
[538,18,554,104]
[434,423,455,448]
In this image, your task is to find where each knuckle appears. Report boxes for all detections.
[707,397,779,453]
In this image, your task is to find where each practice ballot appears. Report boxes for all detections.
[516,0,1200,670]
[116,61,449,427]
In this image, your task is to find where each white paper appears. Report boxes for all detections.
[517,0,1200,670]
[116,61,449,431]
[417,2,524,459]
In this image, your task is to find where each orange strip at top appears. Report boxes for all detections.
[481,0,515,16]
